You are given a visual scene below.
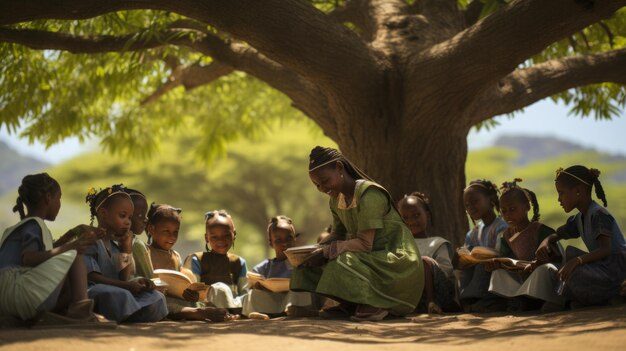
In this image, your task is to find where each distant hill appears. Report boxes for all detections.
[493,135,626,166]
[0,141,49,196]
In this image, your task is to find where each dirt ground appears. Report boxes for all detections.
[1,304,625,351]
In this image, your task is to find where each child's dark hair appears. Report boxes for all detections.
[397,191,434,222]
[125,188,147,204]
[147,202,182,226]
[266,215,296,244]
[85,184,132,225]
[555,165,607,207]
[500,178,541,222]
[13,173,60,220]
[465,179,500,212]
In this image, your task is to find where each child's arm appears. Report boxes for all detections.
[559,234,612,281]
[116,232,134,281]
[22,227,101,267]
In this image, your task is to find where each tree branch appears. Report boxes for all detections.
[422,0,626,90]
[0,26,192,53]
[0,0,382,106]
[140,61,234,105]
[469,48,626,123]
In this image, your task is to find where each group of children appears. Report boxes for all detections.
[0,147,625,326]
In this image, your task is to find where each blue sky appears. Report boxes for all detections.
[1,99,625,164]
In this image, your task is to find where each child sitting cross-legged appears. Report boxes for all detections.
[242,216,317,319]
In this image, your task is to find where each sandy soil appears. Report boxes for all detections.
[1,304,625,351]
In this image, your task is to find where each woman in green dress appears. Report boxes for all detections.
[291,146,424,321]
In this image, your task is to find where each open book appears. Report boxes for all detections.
[284,245,320,267]
[456,247,531,271]
[456,246,500,267]
[246,272,290,292]
[153,269,210,301]
[494,257,532,271]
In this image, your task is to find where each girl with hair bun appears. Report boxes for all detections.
[83,185,168,323]
[536,165,626,307]
[0,173,104,323]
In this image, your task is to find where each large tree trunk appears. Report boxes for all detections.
[335,104,471,248]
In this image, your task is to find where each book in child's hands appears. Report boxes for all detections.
[493,257,532,271]
[284,245,320,267]
[456,246,500,269]
[246,272,290,292]
[153,269,209,301]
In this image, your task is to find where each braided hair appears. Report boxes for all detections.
[500,178,541,222]
[398,191,433,223]
[85,184,131,225]
[266,215,297,245]
[465,179,500,212]
[555,165,607,207]
[308,146,373,181]
[13,173,60,219]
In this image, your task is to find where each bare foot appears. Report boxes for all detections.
[427,301,443,314]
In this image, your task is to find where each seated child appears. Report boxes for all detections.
[147,204,236,322]
[242,215,316,318]
[537,166,626,307]
[124,188,154,279]
[398,192,459,314]
[84,184,168,323]
[485,179,564,312]
[0,173,104,323]
[183,210,248,311]
[457,179,508,312]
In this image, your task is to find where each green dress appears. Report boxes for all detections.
[291,181,424,315]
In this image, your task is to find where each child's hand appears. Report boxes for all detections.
[183,288,200,302]
[558,258,581,281]
[118,231,133,253]
[523,261,538,274]
[483,259,500,272]
[535,239,552,262]
[136,277,155,291]
[69,228,104,254]
[124,280,145,295]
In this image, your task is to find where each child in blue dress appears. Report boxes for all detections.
[242,215,315,318]
[0,173,104,323]
[457,179,508,312]
[536,166,626,306]
[84,184,168,323]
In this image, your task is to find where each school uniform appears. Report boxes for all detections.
[0,218,76,320]
[84,239,168,322]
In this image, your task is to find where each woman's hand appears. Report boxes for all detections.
[302,248,326,267]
